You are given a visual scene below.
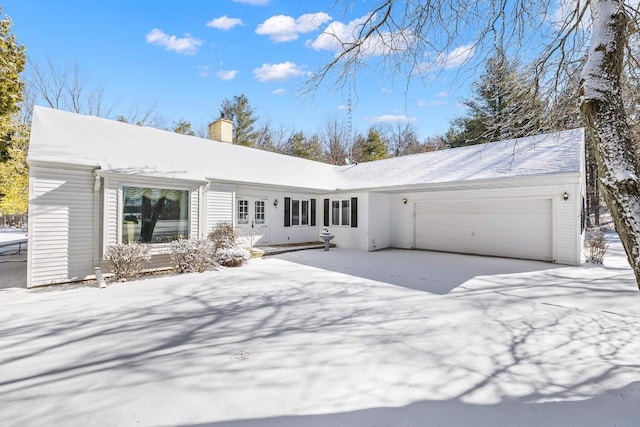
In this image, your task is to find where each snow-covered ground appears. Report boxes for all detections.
[0,232,638,426]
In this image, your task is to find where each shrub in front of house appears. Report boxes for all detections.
[105,242,151,281]
[208,222,238,251]
[169,238,214,273]
[208,222,250,267]
[214,247,251,267]
[587,231,609,264]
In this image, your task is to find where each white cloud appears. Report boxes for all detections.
[198,65,211,77]
[206,16,243,30]
[417,99,445,107]
[437,91,448,98]
[216,70,238,80]
[308,13,413,56]
[381,88,393,94]
[272,88,286,95]
[253,61,312,82]
[145,28,202,55]
[439,44,475,69]
[338,104,348,110]
[367,114,416,124]
[256,12,331,42]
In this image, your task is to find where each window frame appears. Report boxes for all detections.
[287,198,313,227]
[120,185,190,245]
[327,197,357,228]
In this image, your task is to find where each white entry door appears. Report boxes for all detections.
[236,197,269,247]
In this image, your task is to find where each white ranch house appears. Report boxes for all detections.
[27,106,586,287]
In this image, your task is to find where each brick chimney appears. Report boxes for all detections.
[208,113,233,143]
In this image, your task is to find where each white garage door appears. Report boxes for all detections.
[414,199,553,261]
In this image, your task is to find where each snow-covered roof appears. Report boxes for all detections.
[28,106,583,192]
[336,129,584,190]
[28,106,339,191]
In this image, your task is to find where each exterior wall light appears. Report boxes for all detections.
[273,198,278,207]
[562,192,569,201]
[403,197,408,204]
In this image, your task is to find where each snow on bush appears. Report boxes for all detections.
[587,231,609,264]
[105,242,151,281]
[208,222,237,251]
[169,238,214,273]
[214,247,250,267]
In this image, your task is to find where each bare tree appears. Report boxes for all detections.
[387,122,419,157]
[310,0,640,288]
[28,58,162,127]
[321,117,351,165]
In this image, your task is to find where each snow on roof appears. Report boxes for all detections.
[28,106,339,191]
[336,129,584,190]
[28,106,583,192]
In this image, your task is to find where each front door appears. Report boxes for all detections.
[236,197,269,247]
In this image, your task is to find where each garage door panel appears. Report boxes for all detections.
[414,199,552,261]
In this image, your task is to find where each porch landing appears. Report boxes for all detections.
[255,241,336,256]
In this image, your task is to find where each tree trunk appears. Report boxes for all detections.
[581,0,640,288]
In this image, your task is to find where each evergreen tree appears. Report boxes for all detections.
[0,9,27,224]
[173,120,195,136]
[0,8,26,161]
[0,123,28,220]
[445,49,546,147]
[220,94,259,147]
[352,127,387,162]
[286,131,324,161]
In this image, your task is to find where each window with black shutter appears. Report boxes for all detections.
[284,197,291,227]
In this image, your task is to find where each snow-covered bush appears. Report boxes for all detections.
[105,242,151,281]
[208,222,237,251]
[214,247,250,267]
[587,231,609,264]
[169,238,214,273]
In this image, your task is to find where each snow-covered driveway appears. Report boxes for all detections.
[0,236,639,426]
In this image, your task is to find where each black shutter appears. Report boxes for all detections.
[284,197,291,227]
[323,199,329,227]
[350,197,358,228]
[310,199,316,226]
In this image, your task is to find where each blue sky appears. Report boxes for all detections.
[5,0,479,140]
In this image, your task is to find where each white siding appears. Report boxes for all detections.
[206,185,234,233]
[235,186,320,246]
[28,165,96,287]
[190,188,199,239]
[390,196,413,249]
[321,192,369,251]
[387,177,583,265]
[368,193,390,251]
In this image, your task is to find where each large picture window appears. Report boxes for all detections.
[122,186,189,243]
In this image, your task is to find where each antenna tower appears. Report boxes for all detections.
[347,86,353,158]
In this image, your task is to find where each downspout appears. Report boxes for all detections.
[201,182,210,239]
[93,168,106,288]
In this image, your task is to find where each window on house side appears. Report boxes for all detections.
[331,201,340,225]
[255,200,265,224]
[301,200,309,225]
[292,200,300,225]
[237,199,249,224]
[341,200,350,226]
[122,186,189,244]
